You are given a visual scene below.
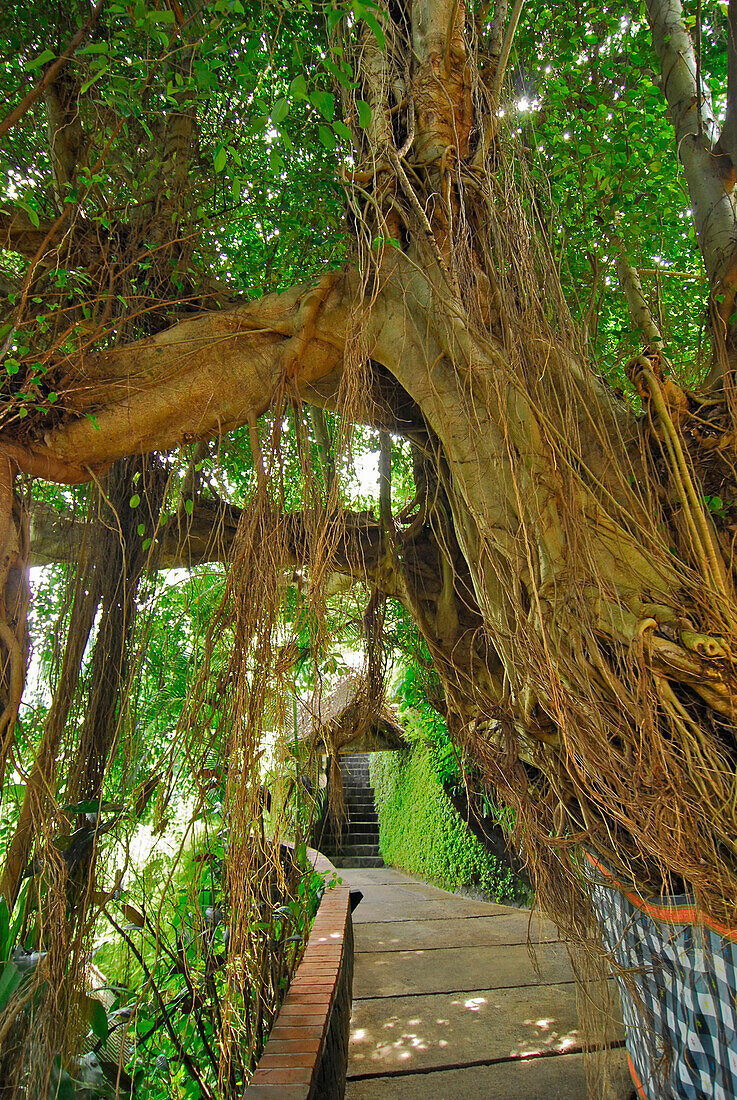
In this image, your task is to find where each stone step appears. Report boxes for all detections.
[340,766,371,780]
[331,854,384,868]
[334,843,381,857]
[326,755,382,870]
[330,818,378,827]
[322,844,381,859]
[325,822,378,836]
[324,836,379,848]
[328,803,378,815]
[328,809,378,820]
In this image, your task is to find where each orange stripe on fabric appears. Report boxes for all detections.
[582,850,737,942]
[627,1051,648,1099]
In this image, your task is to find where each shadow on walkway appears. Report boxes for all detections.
[341,866,630,1100]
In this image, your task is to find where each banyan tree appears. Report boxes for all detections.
[0,0,736,1095]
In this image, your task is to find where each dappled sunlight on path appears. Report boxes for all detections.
[342,867,630,1099]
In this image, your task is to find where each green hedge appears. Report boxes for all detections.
[369,742,525,903]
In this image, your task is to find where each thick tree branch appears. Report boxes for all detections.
[3,271,356,482]
[487,0,508,58]
[490,0,524,103]
[0,0,105,143]
[646,0,737,293]
[715,0,737,186]
[29,497,387,576]
[44,68,85,204]
[0,210,103,267]
[411,0,472,164]
[614,238,664,349]
[28,490,499,708]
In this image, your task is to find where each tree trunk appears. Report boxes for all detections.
[2,0,737,1090]
[0,0,735,922]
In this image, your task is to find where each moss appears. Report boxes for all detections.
[369,742,525,904]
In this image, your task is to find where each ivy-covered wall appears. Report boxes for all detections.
[369,742,525,904]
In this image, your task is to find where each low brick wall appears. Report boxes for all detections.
[243,850,354,1100]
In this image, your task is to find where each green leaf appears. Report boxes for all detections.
[318,124,336,151]
[332,120,353,144]
[129,494,141,509]
[361,10,386,49]
[89,1001,110,1040]
[25,49,55,71]
[16,201,39,228]
[47,391,58,403]
[326,7,343,33]
[356,99,372,129]
[323,59,356,90]
[0,964,22,1011]
[0,900,9,962]
[290,74,307,100]
[76,42,109,55]
[214,147,227,174]
[184,498,194,516]
[142,537,152,551]
[137,523,146,537]
[271,97,289,124]
[80,67,107,95]
[310,90,335,122]
[9,882,29,956]
[50,1058,76,1100]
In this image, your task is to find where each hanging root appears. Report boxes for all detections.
[0,456,28,785]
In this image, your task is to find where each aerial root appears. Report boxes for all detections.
[633,354,732,600]
[0,457,26,780]
[281,272,338,382]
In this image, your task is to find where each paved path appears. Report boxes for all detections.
[341,866,629,1100]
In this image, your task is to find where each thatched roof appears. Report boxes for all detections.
[296,674,406,753]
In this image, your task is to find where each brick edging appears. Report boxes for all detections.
[243,848,353,1099]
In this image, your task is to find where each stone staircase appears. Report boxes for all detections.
[320,754,384,869]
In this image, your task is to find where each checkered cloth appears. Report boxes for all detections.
[582,851,737,1099]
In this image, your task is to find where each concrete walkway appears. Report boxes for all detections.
[342,866,629,1100]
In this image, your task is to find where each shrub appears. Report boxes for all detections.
[370,741,525,904]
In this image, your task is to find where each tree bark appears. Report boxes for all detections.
[2,0,737,955]
[2,272,355,482]
[646,0,737,294]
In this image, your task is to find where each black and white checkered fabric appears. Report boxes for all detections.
[583,852,737,1099]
